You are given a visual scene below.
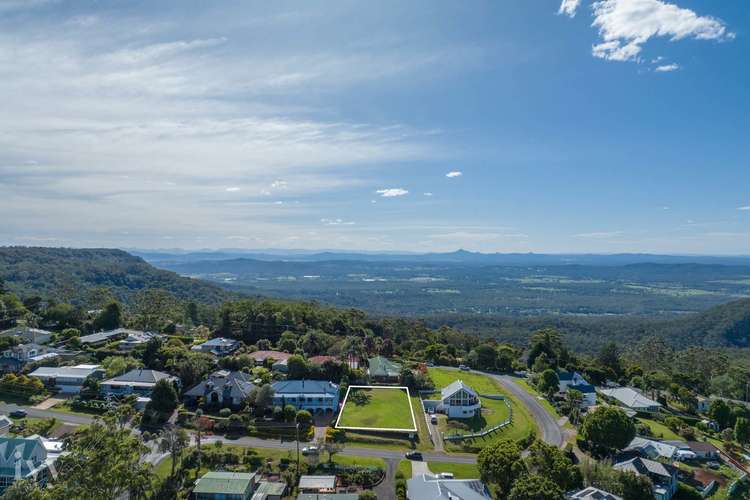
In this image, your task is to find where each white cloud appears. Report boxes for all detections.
[564,0,733,63]
[271,180,288,189]
[321,218,355,226]
[737,206,750,211]
[446,171,462,178]
[423,192,433,196]
[558,0,581,18]
[225,187,241,192]
[655,63,680,72]
[376,188,409,197]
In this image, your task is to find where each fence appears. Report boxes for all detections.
[442,394,513,442]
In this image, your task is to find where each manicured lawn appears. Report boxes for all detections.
[397,459,412,479]
[337,387,415,431]
[411,396,433,451]
[637,417,682,441]
[427,462,480,479]
[427,368,536,450]
[334,454,385,468]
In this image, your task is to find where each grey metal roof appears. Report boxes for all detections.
[407,474,491,500]
[569,487,623,500]
[613,457,675,479]
[599,387,661,410]
[298,475,336,490]
[80,328,139,344]
[440,380,478,400]
[102,368,175,386]
[29,364,102,380]
[184,370,256,400]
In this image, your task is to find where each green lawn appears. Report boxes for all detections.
[427,462,480,479]
[397,460,412,479]
[637,418,682,441]
[427,368,536,451]
[337,387,415,431]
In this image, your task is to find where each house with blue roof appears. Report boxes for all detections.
[270,380,340,414]
[558,371,596,407]
[0,435,60,493]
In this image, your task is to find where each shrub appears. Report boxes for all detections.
[219,408,232,418]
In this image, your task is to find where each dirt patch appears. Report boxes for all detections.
[693,468,727,487]
[49,423,78,438]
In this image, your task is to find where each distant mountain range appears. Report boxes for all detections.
[132,248,750,267]
[3,246,750,351]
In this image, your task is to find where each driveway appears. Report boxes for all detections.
[486,374,564,448]
[373,458,398,500]
[411,460,431,477]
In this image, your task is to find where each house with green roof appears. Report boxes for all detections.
[0,435,58,493]
[193,471,258,500]
[367,356,401,383]
[251,480,287,500]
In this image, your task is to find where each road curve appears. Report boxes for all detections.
[485,373,564,448]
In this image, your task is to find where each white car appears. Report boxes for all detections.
[439,473,454,479]
[301,446,319,455]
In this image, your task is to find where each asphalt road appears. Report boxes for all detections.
[0,402,95,426]
[487,373,564,448]
[200,434,477,464]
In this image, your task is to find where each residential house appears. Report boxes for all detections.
[599,387,662,414]
[623,437,678,460]
[661,441,697,461]
[271,380,340,414]
[614,457,678,500]
[367,356,401,383]
[193,471,258,500]
[307,355,339,366]
[79,328,133,346]
[249,351,292,365]
[118,330,160,351]
[101,368,178,397]
[192,337,242,356]
[0,435,61,493]
[0,343,64,372]
[0,326,52,345]
[251,481,287,500]
[29,364,105,394]
[568,487,622,499]
[687,441,720,460]
[407,474,492,500]
[696,396,711,414]
[423,381,482,419]
[558,372,597,407]
[298,476,336,494]
[0,416,11,435]
[184,370,256,409]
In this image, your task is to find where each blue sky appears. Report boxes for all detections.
[0,0,748,253]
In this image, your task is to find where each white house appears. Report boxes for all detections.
[424,381,482,419]
[624,437,678,460]
[191,337,241,356]
[29,364,105,394]
[599,387,662,414]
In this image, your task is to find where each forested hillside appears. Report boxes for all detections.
[0,247,235,305]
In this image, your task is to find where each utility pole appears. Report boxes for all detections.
[295,421,301,480]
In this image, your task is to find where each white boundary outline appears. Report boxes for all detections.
[335,385,418,433]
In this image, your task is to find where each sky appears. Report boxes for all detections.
[0,0,748,254]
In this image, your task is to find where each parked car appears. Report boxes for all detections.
[439,473,454,479]
[431,415,438,424]
[459,364,470,371]
[302,446,319,456]
[405,451,423,461]
[9,409,27,418]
